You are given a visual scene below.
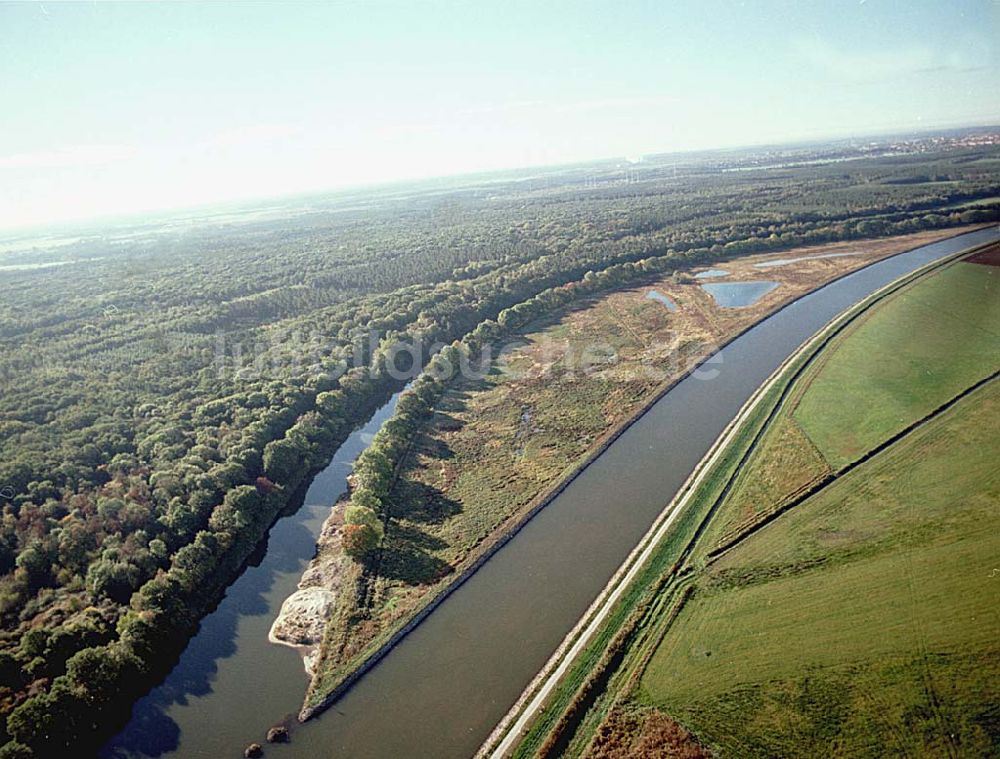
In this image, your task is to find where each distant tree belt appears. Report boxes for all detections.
[1,148,998,757]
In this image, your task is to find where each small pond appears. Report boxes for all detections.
[694,269,730,279]
[701,280,778,308]
[0,257,104,272]
[645,290,677,311]
[755,251,859,269]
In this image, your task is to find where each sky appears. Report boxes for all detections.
[1,0,998,230]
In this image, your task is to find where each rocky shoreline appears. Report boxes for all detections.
[268,501,348,675]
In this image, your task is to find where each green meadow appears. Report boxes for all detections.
[632,257,1000,757]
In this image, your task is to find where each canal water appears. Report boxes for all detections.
[103,227,999,759]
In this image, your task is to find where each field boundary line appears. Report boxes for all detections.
[669,246,980,569]
[707,367,1000,562]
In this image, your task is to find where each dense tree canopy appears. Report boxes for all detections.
[0,135,998,755]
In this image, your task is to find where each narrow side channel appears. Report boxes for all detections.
[100,391,406,759]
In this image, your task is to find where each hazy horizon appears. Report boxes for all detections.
[2,0,998,230]
[1,120,997,241]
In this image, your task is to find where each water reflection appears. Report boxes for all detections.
[644,289,677,310]
[694,268,730,279]
[754,251,860,268]
[700,280,779,307]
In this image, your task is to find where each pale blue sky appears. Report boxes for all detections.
[1,0,998,229]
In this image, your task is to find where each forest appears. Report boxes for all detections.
[1,133,999,757]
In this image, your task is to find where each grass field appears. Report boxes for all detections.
[639,378,1000,757]
[565,250,1000,758]
[704,257,1000,551]
[792,260,1000,467]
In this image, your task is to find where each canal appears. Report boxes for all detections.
[103,226,1000,758]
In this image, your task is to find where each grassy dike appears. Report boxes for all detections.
[487,238,995,759]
